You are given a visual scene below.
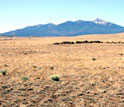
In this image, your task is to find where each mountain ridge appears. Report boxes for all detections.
[1,18,124,37]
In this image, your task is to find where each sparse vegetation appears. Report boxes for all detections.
[51,75,60,81]
[0,35,124,106]
[21,76,29,81]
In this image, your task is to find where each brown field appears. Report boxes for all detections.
[0,33,124,107]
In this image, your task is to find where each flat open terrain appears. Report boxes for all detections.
[0,33,124,107]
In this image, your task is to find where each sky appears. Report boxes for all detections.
[0,0,124,33]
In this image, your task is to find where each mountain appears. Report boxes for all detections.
[1,18,124,37]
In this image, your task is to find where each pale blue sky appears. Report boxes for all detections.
[0,0,124,33]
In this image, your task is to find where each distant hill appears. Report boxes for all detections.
[0,34,13,37]
[1,18,124,37]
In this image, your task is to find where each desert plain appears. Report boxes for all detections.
[0,33,124,107]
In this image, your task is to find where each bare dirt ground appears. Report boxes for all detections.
[0,33,124,107]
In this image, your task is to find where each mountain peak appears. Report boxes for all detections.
[76,20,83,23]
[46,23,55,25]
[94,18,108,24]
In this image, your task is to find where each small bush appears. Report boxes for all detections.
[50,66,54,70]
[4,64,8,67]
[92,58,96,61]
[39,67,42,69]
[120,53,123,56]
[21,76,29,81]
[1,70,7,76]
[24,52,28,55]
[33,65,37,68]
[51,75,60,81]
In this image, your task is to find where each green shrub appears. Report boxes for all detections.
[21,76,29,81]
[1,70,7,76]
[51,75,60,81]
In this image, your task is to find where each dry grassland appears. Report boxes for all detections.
[0,33,124,107]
